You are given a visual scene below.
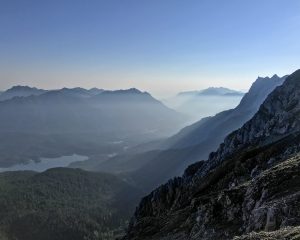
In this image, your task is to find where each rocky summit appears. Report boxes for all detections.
[123,69,300,240]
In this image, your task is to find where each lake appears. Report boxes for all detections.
[0,154,88,172]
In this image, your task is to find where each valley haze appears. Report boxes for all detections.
[0,1,300,240]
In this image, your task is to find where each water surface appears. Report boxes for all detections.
[0,154,88,172]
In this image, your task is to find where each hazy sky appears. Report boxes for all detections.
[0,0,299,97]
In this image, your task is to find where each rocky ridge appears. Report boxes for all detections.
[166,74,286,150]
[124,69,300,240]
[196,70,300,178]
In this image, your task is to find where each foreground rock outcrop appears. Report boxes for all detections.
[124,69,300,240]
[233,226,300,240]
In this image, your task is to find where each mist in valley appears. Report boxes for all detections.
[0,1,299,240]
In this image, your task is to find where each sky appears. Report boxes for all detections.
[0,0,300,97]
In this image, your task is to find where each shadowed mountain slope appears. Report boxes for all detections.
[92,75,286,191]
[165,74,286,150]
[124,69,300,240]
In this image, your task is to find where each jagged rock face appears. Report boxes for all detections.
[126,135,300,240]
[124,74,286,193]
[198,70,300,177]
[165,74,286,151]
[124,69,300,240]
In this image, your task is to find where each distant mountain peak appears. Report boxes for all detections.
[199,87,244,96]
[7,85,41,91]
[202,69,300,176]
[101,88,148,95]
[178,87,244,97]
[204,87,230,90]
[0,85,47,101]
[126,88,144,94]
[164,72,287,155]
[257,73,284,81]
[61,87,85,91]
[88,88,104,95]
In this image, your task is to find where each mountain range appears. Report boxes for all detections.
[0,70,298,240]
[177,87,244,97]
[0,85,47,101]
[0,86,186,167]
[165,74,286,149]
[124,69,300,240]
[162,87,245,122]
[89,74,286,191]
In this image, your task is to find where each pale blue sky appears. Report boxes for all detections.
[0,0,299,97]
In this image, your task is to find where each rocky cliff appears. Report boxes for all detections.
[124,69,300,240]
[165,74,286,150]
[116,75,286,192]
